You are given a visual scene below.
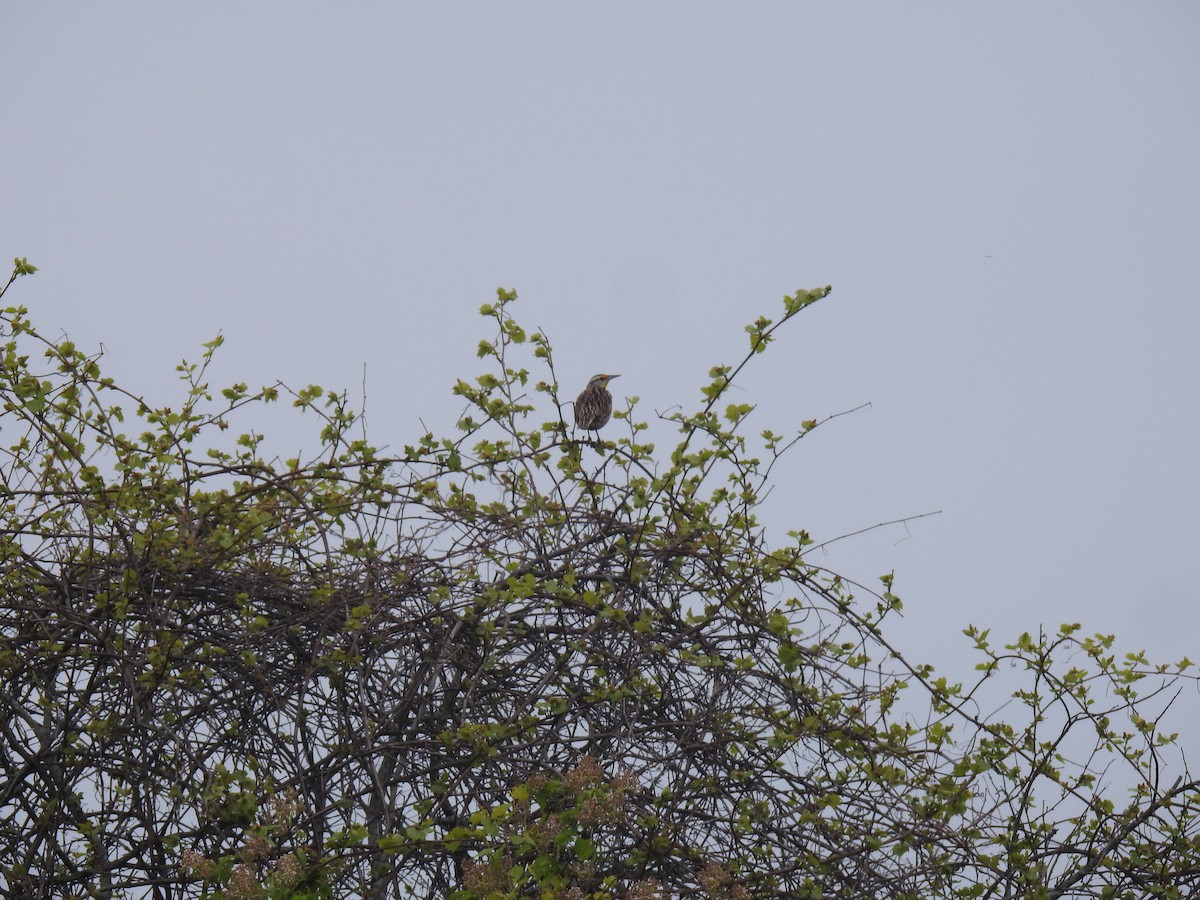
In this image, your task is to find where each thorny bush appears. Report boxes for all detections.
[1,261,1198,899]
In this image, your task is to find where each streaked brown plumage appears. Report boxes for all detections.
[574,374,619,431]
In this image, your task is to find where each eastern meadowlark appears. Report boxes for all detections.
[574,374,619,431]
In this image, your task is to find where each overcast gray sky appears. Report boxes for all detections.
[5,5,1199,747]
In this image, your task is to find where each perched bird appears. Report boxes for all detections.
[574,374,619,431]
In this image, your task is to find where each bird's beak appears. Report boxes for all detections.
[608,374,620,380]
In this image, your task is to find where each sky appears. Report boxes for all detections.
[4,5,1199,753]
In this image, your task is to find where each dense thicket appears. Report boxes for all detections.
[1,260,1197,898]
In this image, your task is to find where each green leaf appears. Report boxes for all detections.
[574,836,596,860]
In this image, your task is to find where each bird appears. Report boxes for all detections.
[574,374,619,431]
